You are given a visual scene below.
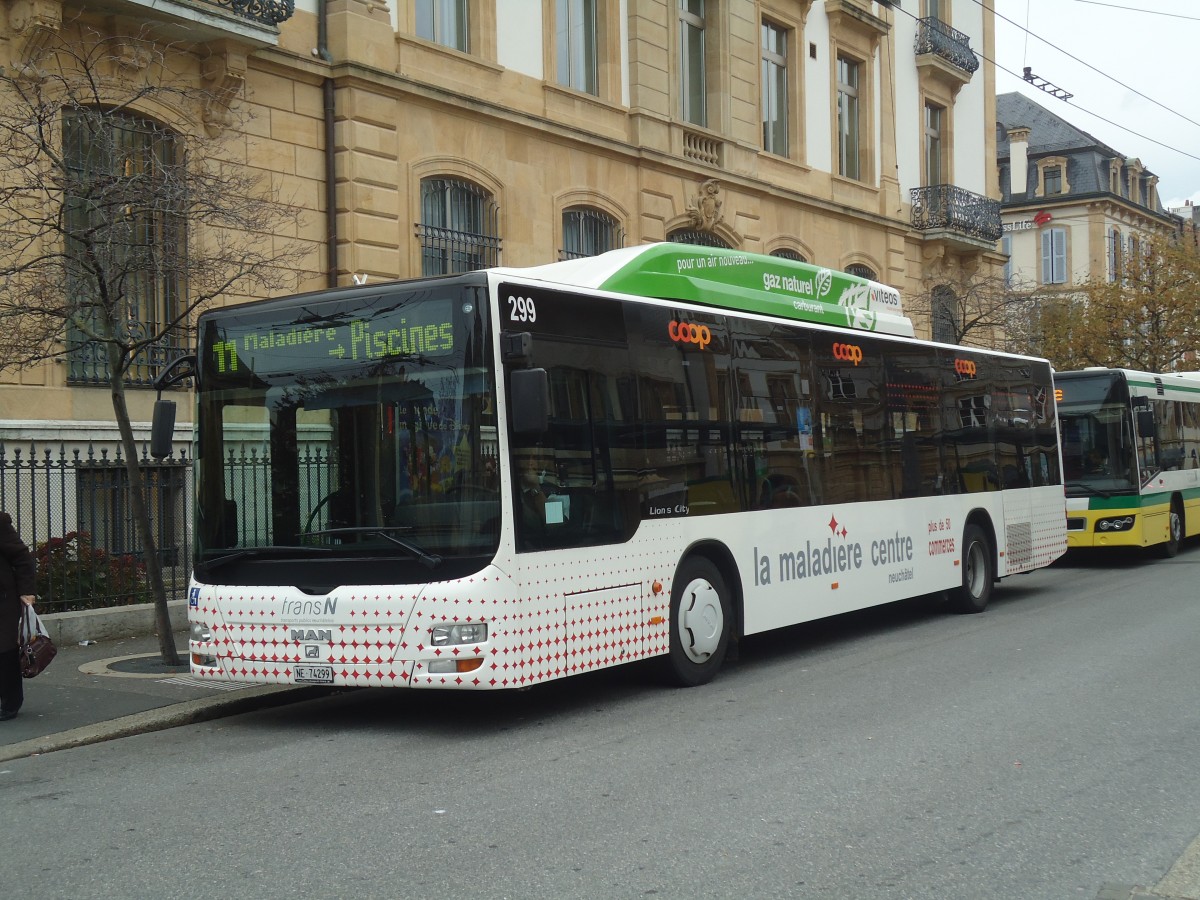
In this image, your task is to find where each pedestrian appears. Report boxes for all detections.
[0,511,37,721]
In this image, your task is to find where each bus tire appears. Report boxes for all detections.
[949,524,993,614]
[663,557,731,687]
[1157,498,1184,558]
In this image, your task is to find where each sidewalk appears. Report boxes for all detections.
[0,630,325,763]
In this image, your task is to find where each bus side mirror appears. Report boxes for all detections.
[510,368,549,435]
[150,399,176,459]
[1136,409,1155,437]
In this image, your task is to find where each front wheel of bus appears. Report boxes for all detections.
[949,524,993,614]
[664,558,731,687]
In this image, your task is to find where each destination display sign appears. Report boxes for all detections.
[205,297,457,378]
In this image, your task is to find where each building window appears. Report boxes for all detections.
[417,0,469,51]
[762,20,788,155]
[1001,234,1013,287]
[418,177,499,275]
[926,0,944,20]
[556,0,597,95]
[562,206,623,259]
[680,0,707,126]
[1043,166,1062,195]
[846,263,875,280]
[924,101,944,186]
[63,110,185,387]
[1108,227,1122,282]
[837,54,861,180]
[667,229,730,249]
[932,284,956,344]
[1040,226,1067,285]
[770,248,807,263]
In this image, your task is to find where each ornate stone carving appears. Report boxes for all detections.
[200,42,249,137]
[8,0,62,77]
[685,179,724,233]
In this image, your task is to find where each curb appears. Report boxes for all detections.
[0,684,335,764]
[41,599,189,645]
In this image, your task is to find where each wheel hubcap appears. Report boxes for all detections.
[678,577,724,664]
[965,542,986,598]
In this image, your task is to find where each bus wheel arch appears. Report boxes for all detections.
[1156,495,1185,558]
[949,513,996,614]
[662,543,741,687]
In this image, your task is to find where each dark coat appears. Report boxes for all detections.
[0,513,37,653]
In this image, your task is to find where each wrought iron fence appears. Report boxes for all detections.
[0,444,192,612]
[910,184,1003,242]
[915,17,980,75]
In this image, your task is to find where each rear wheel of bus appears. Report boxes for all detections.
[949,523,993,614]
[664,557,731,687]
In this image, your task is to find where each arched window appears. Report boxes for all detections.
[846,263,876,279]
[418,177,499,275]
[770,248,807,263]
[667,229,730,249]
[931,284,957,344]
[63,109,184,387]
[561,206,623,259]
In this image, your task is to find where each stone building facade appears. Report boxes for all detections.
[0,0,1004,447]
[996,90,1179,293]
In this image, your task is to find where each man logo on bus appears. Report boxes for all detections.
[954,358,977,378]
[669,320,712,350]
[832,342,863,365]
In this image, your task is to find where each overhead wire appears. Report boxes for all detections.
[908,1,1200,166]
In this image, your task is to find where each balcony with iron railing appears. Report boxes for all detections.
[911,185,1002,248]
[915,17,979,81]
[92,0,295,45]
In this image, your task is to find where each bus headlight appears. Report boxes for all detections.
[431,623,488,646]
[1096,515,1135,532]
[190,622,217,667]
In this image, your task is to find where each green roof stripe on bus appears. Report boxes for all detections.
[515,243,915,338]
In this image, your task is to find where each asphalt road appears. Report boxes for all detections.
[2,546,1199,899]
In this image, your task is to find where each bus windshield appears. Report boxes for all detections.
[193,280,499,585]
[1057,372,1138,495]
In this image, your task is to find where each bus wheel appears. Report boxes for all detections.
[664,558,731,687]
[1157,499,1184,558]
[949,524,993,614]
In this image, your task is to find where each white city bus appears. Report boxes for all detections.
[169,243,1066,689]
[1056,367,1200,556]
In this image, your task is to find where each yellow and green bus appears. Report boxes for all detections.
[1057,367,1200,556]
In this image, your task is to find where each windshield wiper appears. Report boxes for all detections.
[200,545,336,573]
[1065,481,1114,498]
[306,526,443,569]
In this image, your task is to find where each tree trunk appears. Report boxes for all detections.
[108,348,180,666]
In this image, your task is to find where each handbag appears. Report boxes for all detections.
[19,605,57,679]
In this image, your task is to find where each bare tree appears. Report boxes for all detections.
[907,260,1037,350]
[0,26,306,663]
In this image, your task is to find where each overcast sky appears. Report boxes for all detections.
[991,0,1200,209]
